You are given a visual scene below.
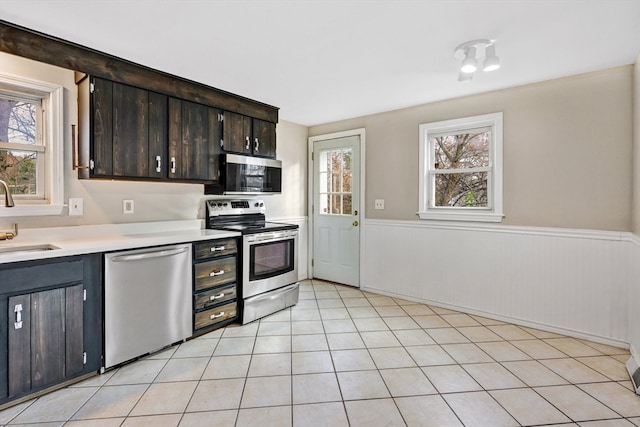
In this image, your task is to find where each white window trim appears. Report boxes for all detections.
[418,112,503,222]
[0,73,64,217]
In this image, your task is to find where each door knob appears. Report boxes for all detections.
[352,221,359,226]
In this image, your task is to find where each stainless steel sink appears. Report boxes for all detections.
[0,244,60,256]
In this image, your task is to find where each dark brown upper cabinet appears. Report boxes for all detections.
[1,21,278,123]
[80,77,167,180]
[222,111,276,159]
[168,98,221,182]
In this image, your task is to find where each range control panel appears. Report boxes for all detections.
[206,199,265,216]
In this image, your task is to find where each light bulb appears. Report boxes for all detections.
[460,47,477,73]
[483,44,500,72]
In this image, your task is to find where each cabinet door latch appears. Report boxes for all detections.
[14,304,23,329]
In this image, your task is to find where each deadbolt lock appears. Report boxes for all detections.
[352,221,359,227]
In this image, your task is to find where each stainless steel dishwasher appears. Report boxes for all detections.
[104,243,192,368]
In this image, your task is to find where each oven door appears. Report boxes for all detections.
[243,229,298,298]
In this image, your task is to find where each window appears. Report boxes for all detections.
[418,112,503,222]
[318,148,353,215]
[0,73,64,215]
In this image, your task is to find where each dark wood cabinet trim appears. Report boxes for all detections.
[0,20,278,123]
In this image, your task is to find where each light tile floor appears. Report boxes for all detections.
[2,279,640,426]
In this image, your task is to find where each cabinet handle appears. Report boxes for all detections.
[254,137,259,153]
[209,269,225,277]
[210,311,225,319]
[170,157,176,174]
[155,155,161,173]
[245,136,250,150]
[14,304,23,330]
[71,124,90,170]
[209,292,226,301]
[210,246,226,252]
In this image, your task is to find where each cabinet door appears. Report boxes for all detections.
[8,284,84,397]
[148,92,168,178]
[7,294,30,396]
[91,78,113,177]
[112,83,149,177]
[222,111,252,155]
[252,119,276,158]
[168,98,221,181]
[91,77,167,179]
[168,97,182,179]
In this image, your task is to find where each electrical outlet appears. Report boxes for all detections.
[374,199,385,210]
[123,199,134,214]
[69,198,83,216]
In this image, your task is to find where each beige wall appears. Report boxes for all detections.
[310,66,634,231]
[0,53,307,229]
[265,120,308,219]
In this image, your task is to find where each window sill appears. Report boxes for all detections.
[418,211,504,223]
[0,204,65,217]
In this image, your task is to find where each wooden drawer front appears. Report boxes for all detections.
[194,302,237,330]
[194,283,237,310]
[194,239,237,260]
[194,256,236,291]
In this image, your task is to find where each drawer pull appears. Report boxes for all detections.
[210,311,225,319]
[14,304,23,330]
[209,269,225,277]
[209,292,226,301]
[210,246,226,252]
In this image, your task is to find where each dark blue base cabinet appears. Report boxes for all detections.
[0,254,103,408]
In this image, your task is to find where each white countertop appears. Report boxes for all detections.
[0,220,240,264]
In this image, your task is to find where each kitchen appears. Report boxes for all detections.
[1,0,640,425]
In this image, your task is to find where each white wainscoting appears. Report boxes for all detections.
[361,219,635,347]
[629,235,640,362]
[272,216,308,281]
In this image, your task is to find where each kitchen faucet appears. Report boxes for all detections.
[0,179,15,207]
[0,179,18,241]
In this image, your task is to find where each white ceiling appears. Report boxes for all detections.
[1,0,639,126]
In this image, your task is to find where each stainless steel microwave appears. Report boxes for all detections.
[204,153,282,195]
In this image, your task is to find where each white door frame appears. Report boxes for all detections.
[308,128,366,284]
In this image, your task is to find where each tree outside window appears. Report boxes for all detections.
[433,129,490,208]
[318,148,353,215]
[0,96,41,197]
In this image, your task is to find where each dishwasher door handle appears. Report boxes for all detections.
[110,246,189,262]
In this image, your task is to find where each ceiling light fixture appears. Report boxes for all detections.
[454,39,500,82]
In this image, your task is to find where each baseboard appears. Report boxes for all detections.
[361,285,630,350]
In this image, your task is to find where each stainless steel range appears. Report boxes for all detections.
[205,199,299,323]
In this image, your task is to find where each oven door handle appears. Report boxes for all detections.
[244,283,298,303]
[247,231,298,244]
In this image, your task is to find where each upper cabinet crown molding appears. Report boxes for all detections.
[0,20,278,123]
